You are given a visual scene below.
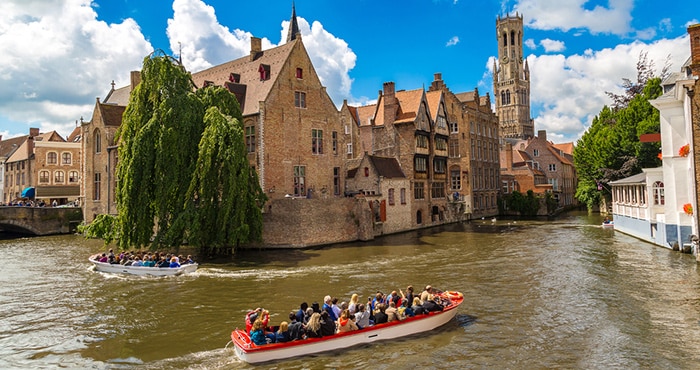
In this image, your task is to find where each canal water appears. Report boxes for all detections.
[1,211,700,369]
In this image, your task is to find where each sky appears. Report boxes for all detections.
[0,0,698,144]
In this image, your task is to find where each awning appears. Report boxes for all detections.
[21,187,35,198]
[35,185,80,198]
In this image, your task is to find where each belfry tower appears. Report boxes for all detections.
[494,13,534,140]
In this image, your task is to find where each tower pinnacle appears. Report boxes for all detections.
[286,2,300,43]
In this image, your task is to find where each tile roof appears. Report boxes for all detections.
[425,90,442,121]
[100,103,127,127]
[190,40,298,116]
[0,135,28,158]
[67,126,82,142]
[393,88,424,124]
[104,85,132,106]
[552,142,574,155]
[368,155,405,178]
[455,91,476,103]
[356,104,377,127]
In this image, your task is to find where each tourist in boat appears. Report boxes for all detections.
[401,286,414,308]
[319,311,336,336]
[422,298,444,312]
[131,257,144,267]
[354,303,370,328]
[275,321,291,343]
[250,317,274,345]
[303,307,313,324]
[156,256,169,268]
[98,253,108,263]
[311,302,321,313]
[183,255,195,264]
[373,303,388,324]
[399,298,415,318]
[348,294,360,314]
[322,296,338,322]
[336,309,358,333]
[420,285,434,302]
[331,297,341,319]
[305,312,322,338]
[385,301,402,322]
[411,297,425,315]
[287,312,305,340]
[295,302,308,323]
[371,292,385,312]
[169,257,180,268]
[245,308,270,333]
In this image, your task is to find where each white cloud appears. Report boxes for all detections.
[540,38,565,52]
[527,34,690,142]
[524,38,537,49]
[0,0,153,138]
[167,0,356,106]
[514,0,635,36]
[446,36,460,47]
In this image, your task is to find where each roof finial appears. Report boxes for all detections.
[286,1,300,43]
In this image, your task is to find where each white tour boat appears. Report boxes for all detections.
[231,291,463,364]
[89,258,198,276]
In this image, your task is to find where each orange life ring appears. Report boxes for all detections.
[444,291,463,300]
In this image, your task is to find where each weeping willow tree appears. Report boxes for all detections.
[107,52,264,254]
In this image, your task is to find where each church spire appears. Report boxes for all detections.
[286,2,300,43]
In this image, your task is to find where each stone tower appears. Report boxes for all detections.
[494,13,534,140]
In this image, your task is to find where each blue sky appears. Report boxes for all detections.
[0,0,697,143]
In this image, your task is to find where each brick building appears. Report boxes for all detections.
[3,128,80,205]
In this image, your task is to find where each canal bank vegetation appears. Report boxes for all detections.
[79,52,266,256]
[574,52,666,211]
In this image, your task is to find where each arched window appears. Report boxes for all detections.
[69,171,79,183]
[501,91,506,105]
[47,152,57,164]
[39,170,50,183]
[502,32,507,46]
[506,90,511,105]
[62,152,71,165]
[652,181,664,205]
[510,31,515,45]
[54,171,65,183]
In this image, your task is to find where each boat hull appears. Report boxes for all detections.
[232,294,462,364]
[89,259,198,276]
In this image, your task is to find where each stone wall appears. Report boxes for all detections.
[259,197,373,248]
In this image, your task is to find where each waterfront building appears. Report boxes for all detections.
[2,127,80,206]
[508,130,578,210]
[494,13,534,140]
[0,134,27,204]
[612,23,700,254]
[500,141,551,196]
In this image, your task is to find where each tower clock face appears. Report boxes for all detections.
[502,55,508,63]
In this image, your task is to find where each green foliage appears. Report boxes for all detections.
[77,214,118,246]
[501,190,540,216]
[91,52,266,255]
[574,55,664,211]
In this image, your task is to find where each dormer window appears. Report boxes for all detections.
[203,80,215,87]
[296,68,303,79]
[229,73,240,83]
[258,64,270,81]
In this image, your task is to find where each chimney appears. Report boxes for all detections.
[130,71,141,91]
[504,142,513,169]
[689,24,700,76]
[382,82,397,126]
[538,130,546,141]
[29,127,39,137]
[250,37,262,61]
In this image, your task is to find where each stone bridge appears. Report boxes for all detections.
[0,206,83,236]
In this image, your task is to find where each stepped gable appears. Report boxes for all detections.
[190,40,298,116]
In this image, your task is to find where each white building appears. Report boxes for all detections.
[611,57,697,252]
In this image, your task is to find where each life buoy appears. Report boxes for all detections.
[444,291,463,300]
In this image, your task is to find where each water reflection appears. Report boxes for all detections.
[1,212,700,369]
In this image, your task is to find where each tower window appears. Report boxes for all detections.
[258,64,270,80]
[296,68,303,79]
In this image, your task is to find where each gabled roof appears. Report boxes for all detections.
[394,89,424,124]
[368,155,405,178]
[191,40,298,116]
[35,131,64,142]
[104,85,132,106]
[100,103,127,127]
[356,104,377,127]
[455,91,476,103]
[425,90,443,121]
[552,142,574,155]
[0,135,28,159]
[67,126,82,142]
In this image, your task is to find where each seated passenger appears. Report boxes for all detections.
[169,257,180,268]
[354,303,370,328]
[422,299,444,312]
[275,321,291,343]
[336,309,358,333]
[98,253,108,263]
[348,293,360,314]
[399,299,415,318]
[385,301,401,322]
[319,311,336,337]
[305,312,322,338]
[250,317,274,345]
[303,307,314,324]
[131,257,143,267]
[295,302,308,323]
[322,296,338,322]
[411,297,426,315]
[373,303,388,324]
[420,285,434,303]
[183,255,195,264]
[287,312,305,340]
